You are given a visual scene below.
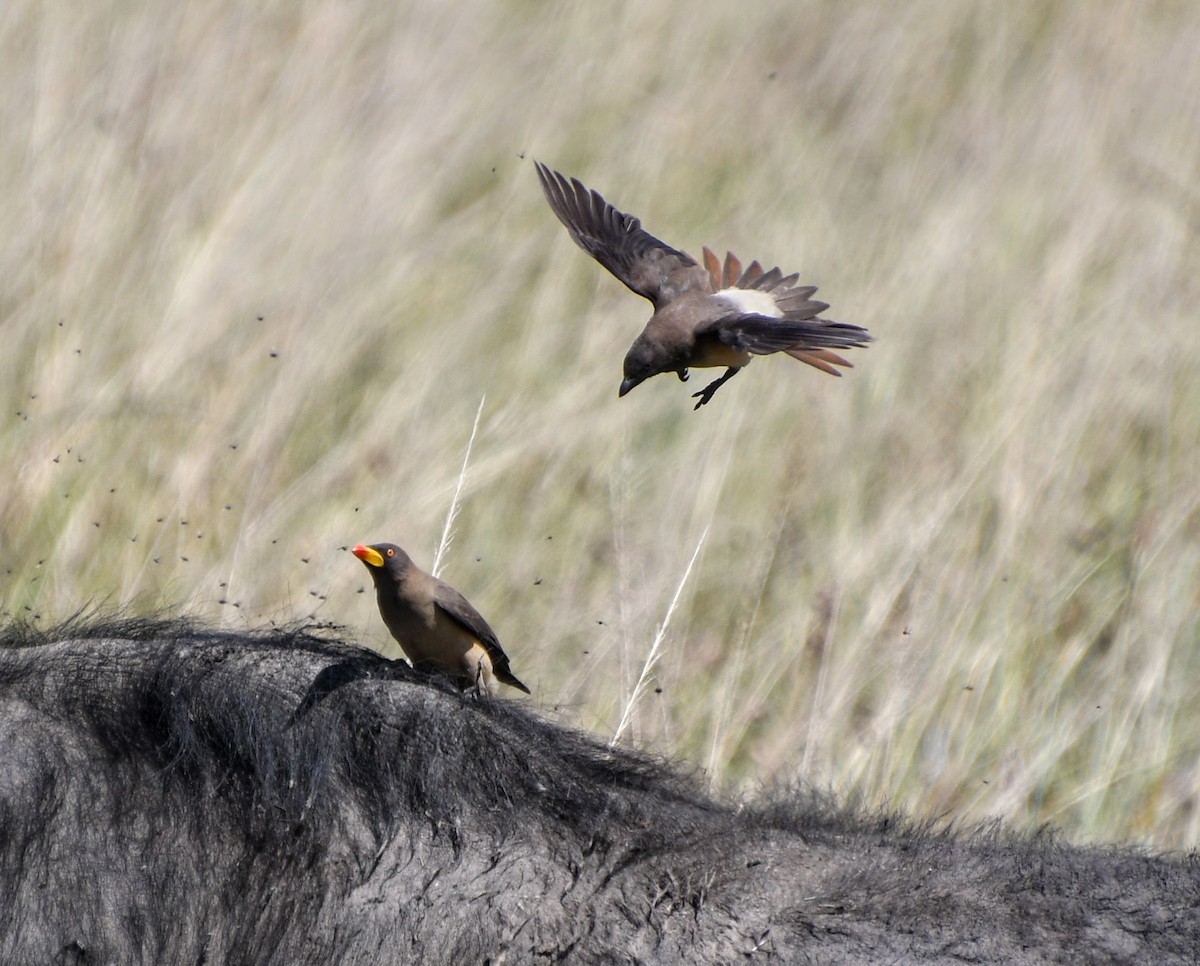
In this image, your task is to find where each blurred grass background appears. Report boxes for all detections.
[2,0,1198,847]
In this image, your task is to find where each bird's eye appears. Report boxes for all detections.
[386,548,395,557]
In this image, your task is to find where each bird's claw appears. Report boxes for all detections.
[690,367,738,410]
[677,369,690,383]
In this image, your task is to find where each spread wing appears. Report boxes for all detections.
[536,161,709,309]
[432,582,530,693]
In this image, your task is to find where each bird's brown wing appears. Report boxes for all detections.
[702,314,873,357]
[536,162,708,309]
[432,582,531,694]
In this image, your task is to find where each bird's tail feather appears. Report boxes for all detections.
[498,667,532,694]
[704,247,828,320]
[784,347,855,375]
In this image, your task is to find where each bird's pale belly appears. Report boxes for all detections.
[389,613,498,691]
[689,340,752,369]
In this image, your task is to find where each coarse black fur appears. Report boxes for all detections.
[1,618,1197,964]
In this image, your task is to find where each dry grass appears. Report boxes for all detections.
[3,1,1199,847]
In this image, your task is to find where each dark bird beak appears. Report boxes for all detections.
[352,544,385,568]
[618,376,644,398]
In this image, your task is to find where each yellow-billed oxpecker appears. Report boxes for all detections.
[352,542,530,696]
[536,162,872,408]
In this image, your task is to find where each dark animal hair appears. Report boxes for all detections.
[2,618,1197,964]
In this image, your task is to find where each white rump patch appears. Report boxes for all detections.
[715,288,781,318]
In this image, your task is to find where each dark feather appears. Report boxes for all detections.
[707,315,873,355]
[432,584,530,693]
[753,267,783,291]
[536,162,702,308]
[737,260,765,287]
[778,298,831,319]
[775,286,820,309]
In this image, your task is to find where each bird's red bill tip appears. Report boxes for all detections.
[352,544,384,567]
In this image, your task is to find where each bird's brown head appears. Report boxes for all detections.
[619,338,664,397]
[352,542,411,578]
[619,328,686,396]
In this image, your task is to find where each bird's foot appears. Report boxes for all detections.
[462,660,491,700]
[677,369,690,383]
[691,367,739,410]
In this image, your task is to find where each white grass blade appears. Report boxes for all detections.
[431,395,485,578]
[611,525,709,747]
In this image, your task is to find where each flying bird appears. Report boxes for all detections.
[536,162,872,408]
[352,542,530,696]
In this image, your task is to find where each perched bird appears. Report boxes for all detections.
[536,162,872,408]
[352,542,531,696]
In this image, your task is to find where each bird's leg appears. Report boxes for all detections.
[677,368,689,382]
[692,367,740,409]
